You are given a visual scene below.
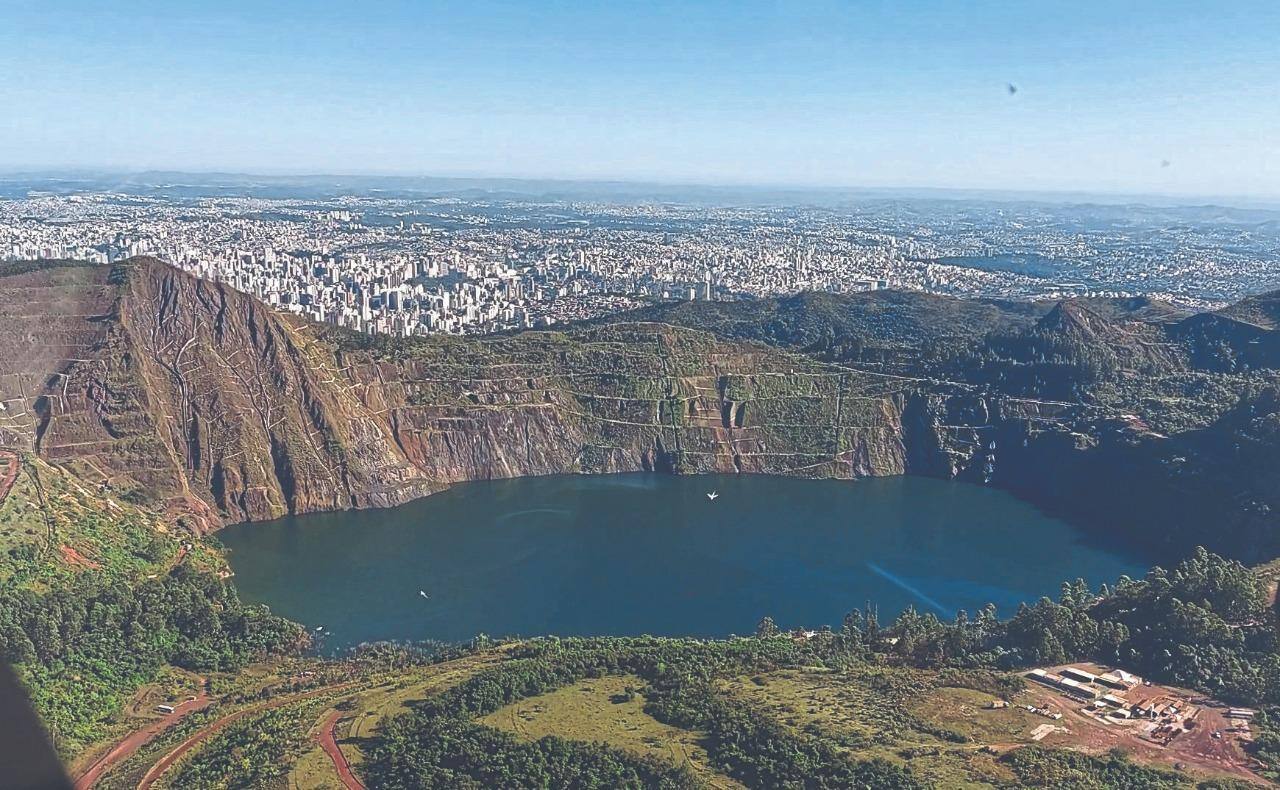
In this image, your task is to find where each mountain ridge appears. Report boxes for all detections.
[1,258,1278,562]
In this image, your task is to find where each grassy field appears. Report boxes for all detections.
[480,674,745,790]
[122,667,205,718]
[910,686,1042,746]
[718,665,1030,789]
[343,652,508,740]
[288,740,345,790]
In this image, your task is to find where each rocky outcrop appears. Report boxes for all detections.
[1,261,435,525]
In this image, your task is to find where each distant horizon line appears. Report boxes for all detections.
[3,165,1280,210]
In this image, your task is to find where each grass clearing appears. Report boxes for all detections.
[719,665,1033,789]
[287,728,343,790]
[910,686,1042,745]
[719,665,939,748]
[340,650,508,769]
[480,674,744,790]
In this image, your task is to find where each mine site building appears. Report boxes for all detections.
[1097,670,1140,690]
[1055,677,1099,701]
[1026,669,1098,701]
[1027,669,1057,688]
[1060,667,1098,684]
[1227,708,1257,721]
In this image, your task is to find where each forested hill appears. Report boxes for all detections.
[611,287,1280,393]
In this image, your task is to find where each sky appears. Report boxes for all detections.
[2,0,1279,198]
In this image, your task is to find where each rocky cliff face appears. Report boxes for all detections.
[2,258,1276,563]
[0,259,1003,528]
[1,260,435,527]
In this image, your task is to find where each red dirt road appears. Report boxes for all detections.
[318,711,365,790]
[73,684,211,790]
[136,681,357,790]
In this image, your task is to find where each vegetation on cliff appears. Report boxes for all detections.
[0,457,305,757]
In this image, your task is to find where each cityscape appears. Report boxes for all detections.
[5,177,1279,337]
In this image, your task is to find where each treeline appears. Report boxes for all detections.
[0,565,305,753]
[0,258,99,279]
[364,637,922,789]
[1001,746,1256,789]
[643,677,920,789]
[804,547,1280,707]
[168,698,325,790]
[1247,709,1280,782]
[370,715,697,790]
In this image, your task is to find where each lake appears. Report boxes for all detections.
[219,474,1145,651]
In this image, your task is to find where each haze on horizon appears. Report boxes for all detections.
[3,0,1279,199]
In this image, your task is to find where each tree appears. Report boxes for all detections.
[755,616,780,639]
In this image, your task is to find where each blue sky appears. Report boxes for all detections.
[3,0,1278,196]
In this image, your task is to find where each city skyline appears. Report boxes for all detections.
[4,1,1279,199]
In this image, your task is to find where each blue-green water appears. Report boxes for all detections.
[219,474,1145,651]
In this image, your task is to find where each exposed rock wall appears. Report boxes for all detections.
[0,260,1003,528]
[10,258,1273,563]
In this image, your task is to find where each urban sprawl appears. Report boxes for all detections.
[3,191,1279,337]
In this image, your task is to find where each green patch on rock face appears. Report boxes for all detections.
[0,455,217,590]
[0,455,301,761]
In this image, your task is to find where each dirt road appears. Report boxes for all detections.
[0,450,18,506]
[73,684,211,790]
[135,681,356,790]
[317,711,366,790]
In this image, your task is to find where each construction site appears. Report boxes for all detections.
[1024,662,1265,782]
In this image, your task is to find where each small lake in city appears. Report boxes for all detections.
[219,474,1146,652]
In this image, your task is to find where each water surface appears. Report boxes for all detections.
[220,474,1144,651]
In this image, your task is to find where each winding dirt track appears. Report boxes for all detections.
[135,682,356,790]
[73,684,211,790]
[317,711,366,790]
[0,450,19,506]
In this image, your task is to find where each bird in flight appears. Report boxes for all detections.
[1007,83,1018,95]
[707,491,719,501]
[419,590,430,599]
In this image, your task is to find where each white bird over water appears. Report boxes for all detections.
[706,491,719,501]
[419,590,429,599]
